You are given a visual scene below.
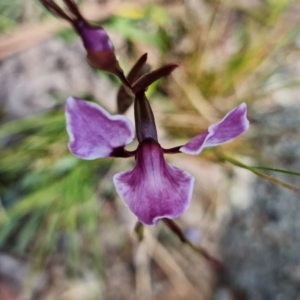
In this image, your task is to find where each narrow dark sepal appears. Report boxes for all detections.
[39,0,74,22]
[62,0,84,20]
[131,63,178,94]
[117,53,150,114]
[127,53,149,83]
[117,88,134,114]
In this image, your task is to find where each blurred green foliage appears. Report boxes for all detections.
[0,109,115,272]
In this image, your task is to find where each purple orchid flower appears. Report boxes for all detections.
[65,93,249,226]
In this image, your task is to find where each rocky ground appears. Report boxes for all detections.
[216,105,300,300]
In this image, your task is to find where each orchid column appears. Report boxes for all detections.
[112,91,194,225]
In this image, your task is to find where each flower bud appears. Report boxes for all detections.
[74,20,113,52]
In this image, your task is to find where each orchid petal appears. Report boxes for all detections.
[113,140,194,226]
[65,97,134,159]
[180,103,249,155]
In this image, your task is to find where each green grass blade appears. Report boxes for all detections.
[217,153,300,194]
[251,166,300,177]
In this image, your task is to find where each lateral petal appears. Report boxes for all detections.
[180,103,249,155]
[113,140,194,225]
[65,97,134,159]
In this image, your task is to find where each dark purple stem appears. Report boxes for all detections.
[163,219,224,272]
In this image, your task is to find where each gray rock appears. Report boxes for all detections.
[217,106,300,300]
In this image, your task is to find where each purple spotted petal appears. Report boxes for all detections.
[74,20,113,52]
[113,140,194,226]
[180,103,249,155]
[66,97,134,159]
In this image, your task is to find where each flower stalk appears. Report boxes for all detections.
[163,219,223,271]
